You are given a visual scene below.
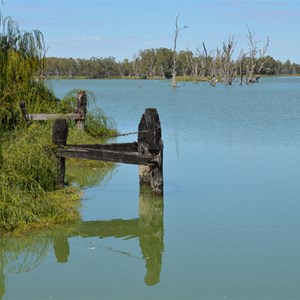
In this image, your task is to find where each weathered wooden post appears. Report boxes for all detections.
[19,100,28,120]
[75,91,87,130]
[138,108,163,195]
[52,119,68,187]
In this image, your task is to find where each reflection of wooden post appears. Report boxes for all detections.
[52,119,68,187]
[0,269,5,300]
[53,236,70,263]
[75,91,87,130]
[138,108,163,195]
[139,186,164,285]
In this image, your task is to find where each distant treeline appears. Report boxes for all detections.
[45,48,300,81]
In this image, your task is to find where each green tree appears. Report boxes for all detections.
[0,15,55,129]
[154,48,173,79]
[139,49,156,79]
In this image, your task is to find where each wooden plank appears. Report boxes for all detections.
[66,142,138,152]
[57,147,153,165]
[27,113,82,121]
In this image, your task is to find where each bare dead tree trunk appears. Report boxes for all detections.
[186,50,200,78]
[238,52,245,85]
[245,28,270,84]
[257,37,271,76]
[202,42,219,86]
[196,46,208,78]
[171,16,187,88]
[219,36,237,85]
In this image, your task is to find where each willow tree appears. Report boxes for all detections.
[0,15,53,129]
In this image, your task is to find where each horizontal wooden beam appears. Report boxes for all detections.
[26,113,83,121]
[57,146,153,165]
[66,142,138,152]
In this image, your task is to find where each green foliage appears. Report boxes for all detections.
[54,89,118,137]
[0,15,58,130]
[85,108,118,137]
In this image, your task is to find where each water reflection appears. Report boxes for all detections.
[139,186,164,285]
[66,161,118,188]
[0,186,164,299]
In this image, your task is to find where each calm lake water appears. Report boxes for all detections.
[1,77,300,299]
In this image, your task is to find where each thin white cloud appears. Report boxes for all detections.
[46,35,104,43]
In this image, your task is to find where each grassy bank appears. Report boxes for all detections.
[0,118,117,235]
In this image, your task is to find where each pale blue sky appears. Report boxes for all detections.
[2,0,300,63]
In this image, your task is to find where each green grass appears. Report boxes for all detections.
[0,120,117,235]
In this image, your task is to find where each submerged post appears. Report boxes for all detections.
[52,119,68,187]
[138,108,163,195]
[75,90,87,130]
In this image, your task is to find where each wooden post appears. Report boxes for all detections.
[52,119,68,187]
[75,91,87,130]
[138,108,163,195]
[19,101,28,120]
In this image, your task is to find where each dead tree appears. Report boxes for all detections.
[202,42,218,86]
[184,49,201,78]
[219,36,237,85]
[195,46,209,78]
[171,15,187,88]
[245,28,270,84]
[235,50,246,85]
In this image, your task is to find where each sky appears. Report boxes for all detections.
[1,0,300,63]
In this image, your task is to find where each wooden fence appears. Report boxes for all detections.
[52,108,163,195]
[20,90,87,129]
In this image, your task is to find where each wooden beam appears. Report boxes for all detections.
[66,142,138,152]
[27,113,82,121]
[57,147,153,165]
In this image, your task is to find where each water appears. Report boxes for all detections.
[1,77,300,299]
